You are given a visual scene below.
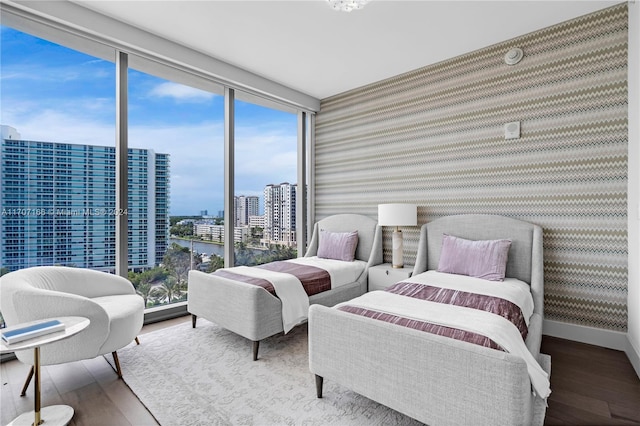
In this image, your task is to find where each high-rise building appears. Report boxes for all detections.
[0,125,170,273]
[263,182,296,247]
[234,195,259,227]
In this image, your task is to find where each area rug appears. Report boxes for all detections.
[112,320,549,425]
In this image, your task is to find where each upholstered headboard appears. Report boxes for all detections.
[413,214,544,316]
[305,214,382,266]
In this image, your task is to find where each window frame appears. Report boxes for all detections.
[0,4,315,322]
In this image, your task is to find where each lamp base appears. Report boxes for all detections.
[391,229,404,268]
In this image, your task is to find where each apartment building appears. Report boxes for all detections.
[263,182,297,247]
[0,125,170,272]
[234,195,259,227]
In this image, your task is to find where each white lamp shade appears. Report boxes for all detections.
[378,204,417,227]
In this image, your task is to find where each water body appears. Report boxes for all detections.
[169,238,263,257]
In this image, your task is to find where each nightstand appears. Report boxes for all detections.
[368,263,413,291]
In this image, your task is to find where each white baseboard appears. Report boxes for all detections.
[543,319,640,379]
[543,319,627,350]
[626,337,640,379]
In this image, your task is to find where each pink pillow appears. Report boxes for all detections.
[437,234,512,281]
[317,230,359,262]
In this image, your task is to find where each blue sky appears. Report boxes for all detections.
[0,26,298,216]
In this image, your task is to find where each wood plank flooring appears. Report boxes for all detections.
[541,336,640,425]
[0,316,188,426]
[1,316,639,425]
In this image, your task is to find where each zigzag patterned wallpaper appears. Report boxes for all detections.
[314,4,628,332]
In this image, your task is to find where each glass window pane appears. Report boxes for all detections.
[0,26,116,275]
[127,65,224,308]
[233,98,298,266]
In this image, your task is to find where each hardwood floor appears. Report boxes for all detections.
[541,336,640,425]
[2,316,639,425]
[0,316,189,426]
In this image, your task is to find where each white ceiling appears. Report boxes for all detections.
[73,0,619,100]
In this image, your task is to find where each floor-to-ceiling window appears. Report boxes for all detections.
[233,98,298,266]
[0,16,310,320]
[0,26,117,273]
[0,26,117,325]
[126,63,224,308]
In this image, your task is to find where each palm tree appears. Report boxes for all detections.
[136,281,154,307]
[151,277,185,304]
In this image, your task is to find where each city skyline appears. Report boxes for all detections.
[0,25,298,216]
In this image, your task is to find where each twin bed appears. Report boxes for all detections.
[309,214,549,426]
[187,213,382,360]
[188,213,549,425]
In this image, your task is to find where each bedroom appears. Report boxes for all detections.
[1,1,639,425]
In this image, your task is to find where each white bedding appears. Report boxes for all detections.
[336,274,551,400]
[225,257,366,334]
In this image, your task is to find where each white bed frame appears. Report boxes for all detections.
[188,213,382,360]
[309,214,548,426]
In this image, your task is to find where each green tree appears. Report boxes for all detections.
[151,277,185,304]
[170,223,194,237]
[255,244,297,265]
[162,243,201,288]
[136,281,155,307]
[234,242,254,266]
[169,216,200,226]
[248,226,263,246]
[206,254,225,273]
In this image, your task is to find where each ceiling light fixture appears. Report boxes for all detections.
[327,0,369,12]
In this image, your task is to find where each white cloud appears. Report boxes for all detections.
[4,102,297,215]
[149,82,216,103]
[5,109,114,145]
[234,125,297,184]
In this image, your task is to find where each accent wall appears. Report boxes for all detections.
[314,4,628,333]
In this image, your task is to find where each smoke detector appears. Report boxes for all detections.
[504,48,524,65]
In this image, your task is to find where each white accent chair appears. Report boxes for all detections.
[0,266,144,394]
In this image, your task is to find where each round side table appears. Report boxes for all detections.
[1,316,90,426]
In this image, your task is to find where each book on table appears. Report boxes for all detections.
[1,319,66,345]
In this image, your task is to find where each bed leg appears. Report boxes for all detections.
[191,314,197,328]
[252,340,260,361]
[315,375,323,398]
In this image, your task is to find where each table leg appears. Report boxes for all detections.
[7,346,74,426]
[34,346,42,426]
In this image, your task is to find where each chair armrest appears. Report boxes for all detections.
[11,288,112,365]
[49,267,136,298]
[81,269,136,297]
[12,288,110,345]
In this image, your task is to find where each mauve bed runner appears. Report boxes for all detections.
[338,281,528,351]
[213,261,331,297]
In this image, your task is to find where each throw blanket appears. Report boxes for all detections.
[408,271,535,326]
[214,262,333,334]
[337,277,551,399]
[215,261,331,296]
[220,266,309,333]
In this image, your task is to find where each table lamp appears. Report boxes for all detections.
[378,203,417,268]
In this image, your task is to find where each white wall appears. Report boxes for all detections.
[627,0,640,378]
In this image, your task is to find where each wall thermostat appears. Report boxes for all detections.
[504,121,520,139]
